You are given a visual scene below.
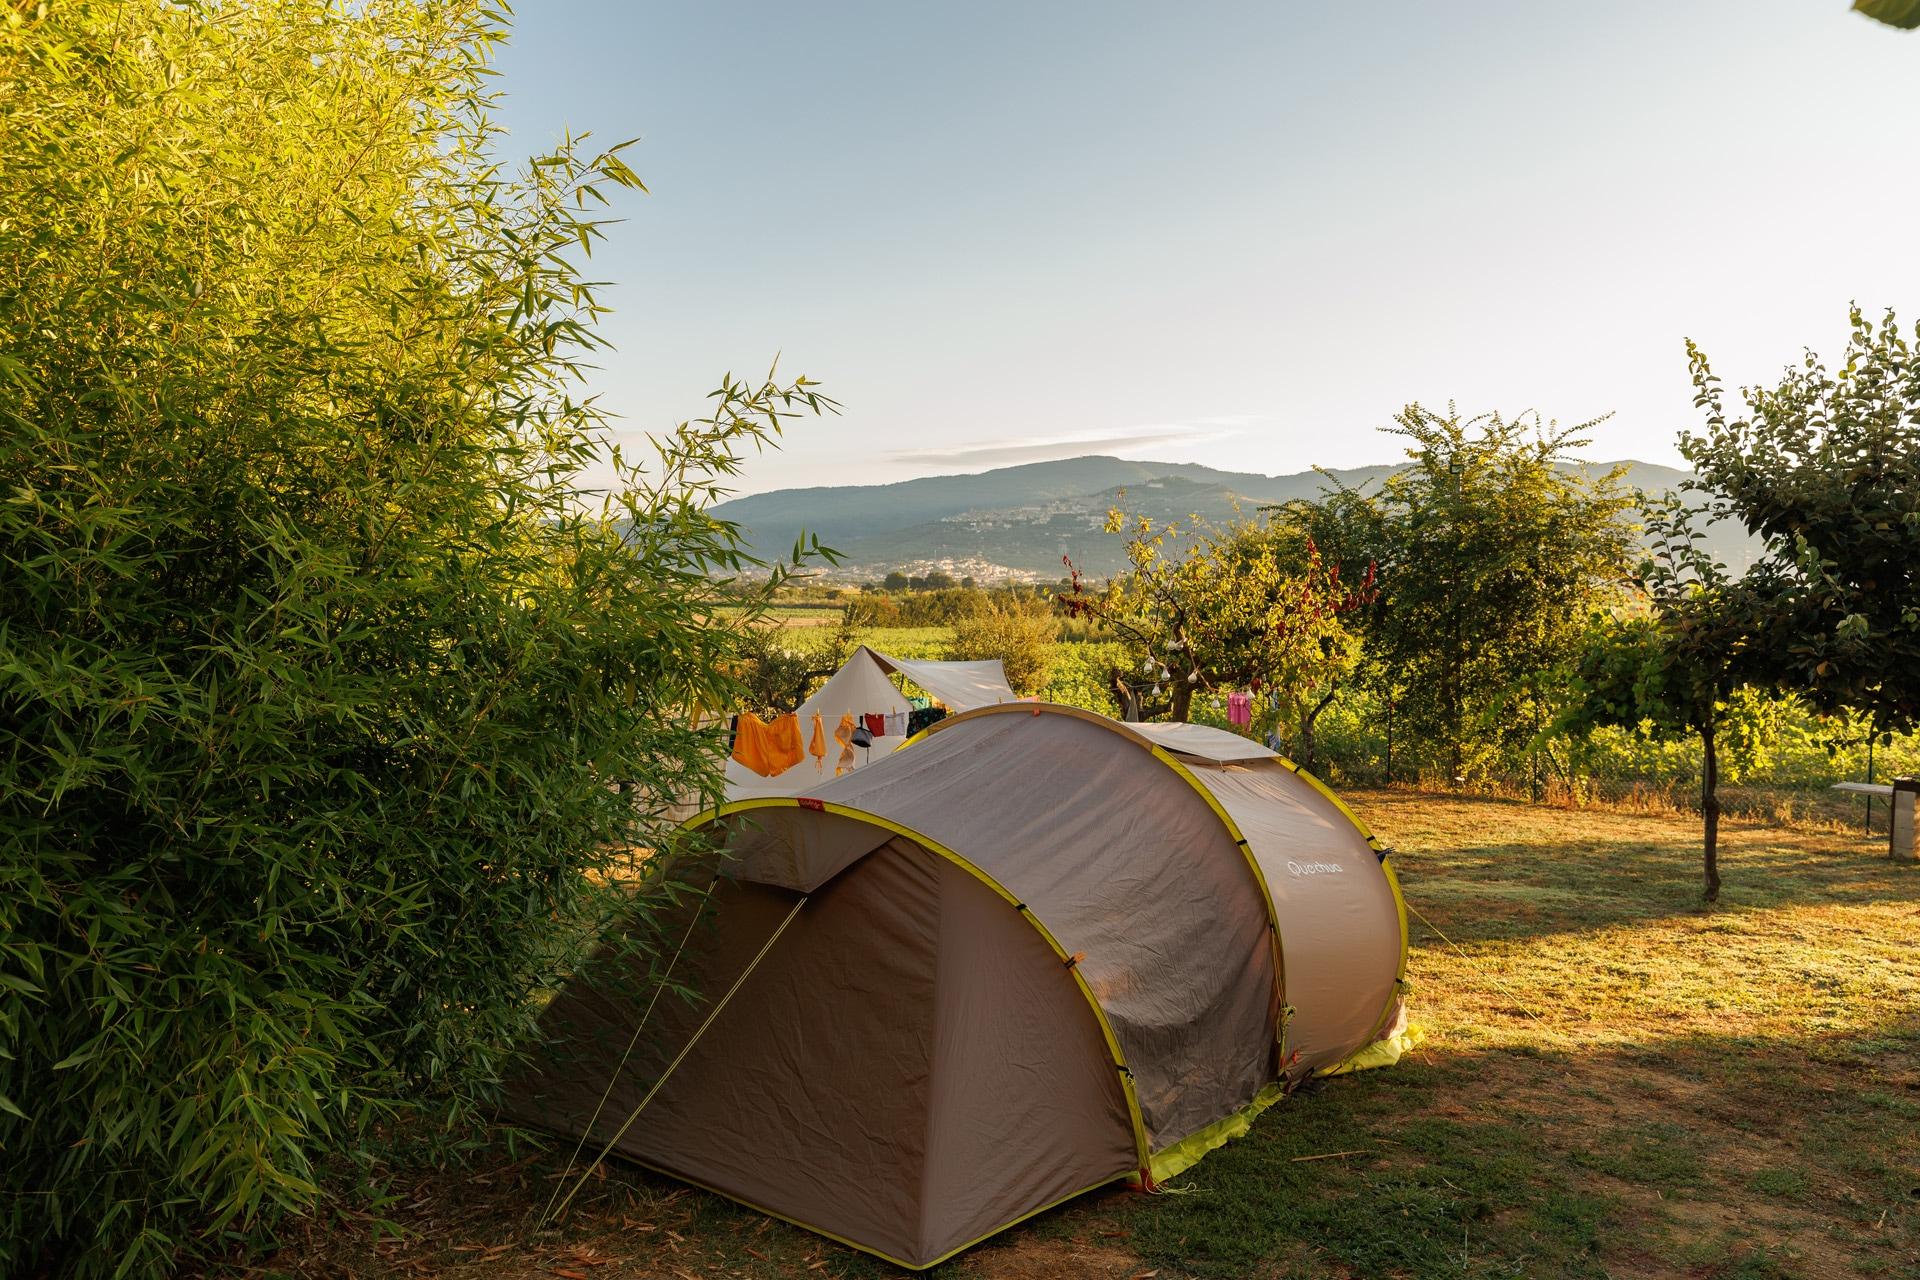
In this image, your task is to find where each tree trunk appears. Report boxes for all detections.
[1386,698,1395,781]
[1447,589,1464,783]
[1700,716,1721,904]
[1297,686,1338,773]
[1171,679,1194,723]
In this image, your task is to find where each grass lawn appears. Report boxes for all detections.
[269,792,1920,1280]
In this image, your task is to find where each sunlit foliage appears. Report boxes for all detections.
[0,3,828,1274]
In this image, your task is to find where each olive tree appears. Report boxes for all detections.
[1562,498,1758,902]
[1681,307,1920,739]
[1064,514,1371,751]
[1339,406,1636,781]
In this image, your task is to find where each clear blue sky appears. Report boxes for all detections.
[492,1,1919,495]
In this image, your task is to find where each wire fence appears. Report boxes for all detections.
[1308,703,1918,836]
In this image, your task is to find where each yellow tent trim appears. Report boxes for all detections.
[1145,1080,1287,1184]
[1322,1020,1425,1077]
[915,1172,1132,1270]
[681,797,1152,1169]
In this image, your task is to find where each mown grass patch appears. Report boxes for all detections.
[269,792,1920,1280]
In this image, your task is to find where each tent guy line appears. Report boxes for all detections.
[536,878,720,1227]
[543,892,811,1226]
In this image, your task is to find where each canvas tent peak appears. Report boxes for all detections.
[511,701,1414,1269]
[762,644,1016,725]
[801,644,1017,717]
[859,645,1016,712]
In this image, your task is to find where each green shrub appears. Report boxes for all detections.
[842,593,902,626]
[947,597,1058,695]
[737,620,854,715]
[1041,640,1129,715]
[0,3,826,1274]
[847,587,993,627]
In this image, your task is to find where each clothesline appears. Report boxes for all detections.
[730,705,942,782]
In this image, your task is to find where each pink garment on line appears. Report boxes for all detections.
[1227,692,1253,728]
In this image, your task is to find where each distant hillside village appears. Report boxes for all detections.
[716,454,1760,584]
[870,559,1047,588]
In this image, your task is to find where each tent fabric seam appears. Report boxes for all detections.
[911,704,1300,1068]
[679,797,1153,1170]
[913,702,1414,1088]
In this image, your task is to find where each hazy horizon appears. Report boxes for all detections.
[493,2,1920,496]
[703,448,1693,499]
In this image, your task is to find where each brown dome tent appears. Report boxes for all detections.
[507,703,1413,1270]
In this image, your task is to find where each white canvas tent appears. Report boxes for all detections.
[723,646,1016,799]
[875,654,1017,714]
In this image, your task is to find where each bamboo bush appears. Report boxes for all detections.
[0,2,829,1274]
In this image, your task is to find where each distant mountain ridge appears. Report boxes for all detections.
[710,454,1742,581]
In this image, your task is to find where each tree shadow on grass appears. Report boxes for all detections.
[1365,795,1920,947]
[259,1020,1920,1280]
[263,788,1918,1280]
[1111,1013,1920,1280]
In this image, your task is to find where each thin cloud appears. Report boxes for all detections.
[887,417,1259,469]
